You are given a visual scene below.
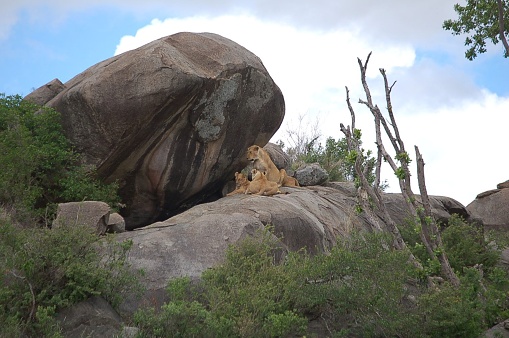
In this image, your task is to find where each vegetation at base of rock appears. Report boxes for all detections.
[0,211,142,337]
[0,93,120,223]
[278,133,381,186]
[133,224,509,337]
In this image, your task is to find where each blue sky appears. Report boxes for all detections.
[1,1,508,206]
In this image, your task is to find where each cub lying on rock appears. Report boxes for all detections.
[246,145,280,183]
[246,169,281,196]
[278,168,300,187]
[226,172,250,196]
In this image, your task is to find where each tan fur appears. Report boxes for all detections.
[226,172,250,196]
[246,145,280,183]
[246,169,281,196]
[278,168,300,187]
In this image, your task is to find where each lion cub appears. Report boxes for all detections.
[246,169,281,196]
[246,145,280,183]
[278,168,300,187]
[226,172,250,196]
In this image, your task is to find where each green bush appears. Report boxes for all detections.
[441,214,500,273]
[134,230,418,337]
[0,213,142,337]
[0,93,120,222]
[134,227,509,337]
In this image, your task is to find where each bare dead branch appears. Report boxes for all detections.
[415,146,460,286]
[342,53,461,284]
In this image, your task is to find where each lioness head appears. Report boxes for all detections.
[247,145,261,162]
[234,172,248,186]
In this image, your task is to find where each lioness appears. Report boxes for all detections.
[279,168,300,187]
[226,172,250,196]
[246,169,281,196]
[246,145,280,183]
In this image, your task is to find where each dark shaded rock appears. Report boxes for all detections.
[107,212,126,233]
[42,32,284,229]
[55,296,122,338]
[498,180,509,189]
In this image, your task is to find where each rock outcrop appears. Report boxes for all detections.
[24,78,65,106]
[114,183,469,315]
[467,180,509,230]
[55,296,134,338]
[263,142,291,170]
[295,163,329,186]
[53,201,111,235]
[31,32,284,229]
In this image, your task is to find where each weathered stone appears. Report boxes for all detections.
[42,32,284,229]
[498,180,509,189]
[467,188,509,230]
[54,201,110,235]
[295,163,329,186]
[476,189,500,199]
[383,193,470,226]
[24,78,65,106]
[264,142,291,170]
[115,185,366,314]
[107,212,125,233]
[114,184,469,315]
[484,319,509,338]
[56,296,123,338]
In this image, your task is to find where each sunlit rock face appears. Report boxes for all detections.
[38,32,284,229]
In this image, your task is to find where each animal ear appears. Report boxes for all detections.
[254,145,259,151]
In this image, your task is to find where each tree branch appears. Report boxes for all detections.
[497,0,509,56]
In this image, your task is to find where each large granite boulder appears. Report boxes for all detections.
[114,183,469,315]
[32,32,284,229]
[467,180,509,230]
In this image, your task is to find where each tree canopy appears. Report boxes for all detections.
[443,0,509,60]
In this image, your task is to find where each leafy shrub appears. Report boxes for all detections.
[0,212,142,337]
[134,226,509,337]
[0,93,120,222]
[441,214,500,272]
[134,230,419,337]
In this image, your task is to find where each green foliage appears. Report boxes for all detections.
[395,166,406,179]
[395,151,412,164]
[419,279,485,337]
[0,93,120,222]
[0,213,142,337]
[442,214,500,272]
[134,230,421,337]
[443,0,509,59]
[134,225,509,337]
[299,136,380,187]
